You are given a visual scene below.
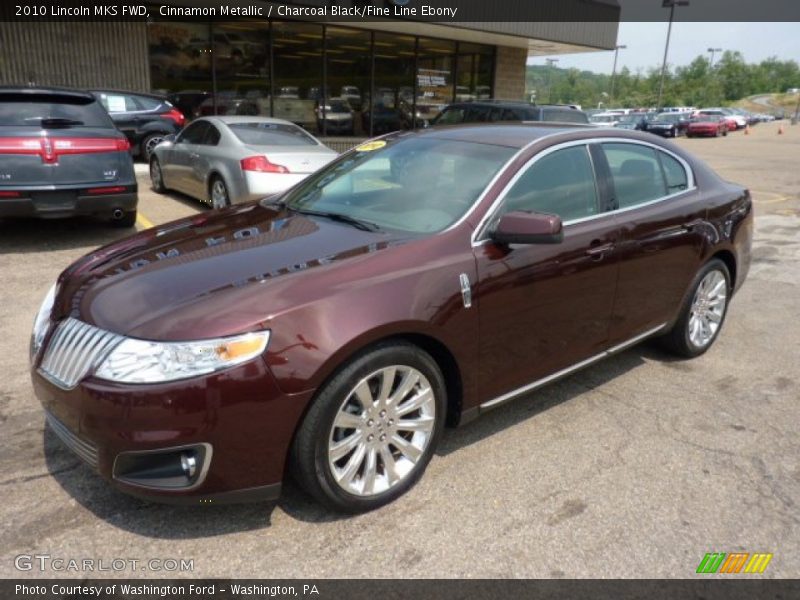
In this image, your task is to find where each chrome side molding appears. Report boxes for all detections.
[480,323,667,411]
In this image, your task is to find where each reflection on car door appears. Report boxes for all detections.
[473,144,621,403]
[185,122,221,201]
[599,142,705,345]
[166,120,209,197]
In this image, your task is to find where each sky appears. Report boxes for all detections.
[527,22,800,74]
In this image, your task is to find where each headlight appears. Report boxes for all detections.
[30,283,57,361]
[94,331,270,384]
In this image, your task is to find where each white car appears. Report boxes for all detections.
[589,112,621,127]
[149,117,338,208]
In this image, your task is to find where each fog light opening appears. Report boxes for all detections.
[112,443,211,491]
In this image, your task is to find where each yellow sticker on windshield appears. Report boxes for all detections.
[355,140,387,152]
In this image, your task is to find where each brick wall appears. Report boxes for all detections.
[493,45,528,101]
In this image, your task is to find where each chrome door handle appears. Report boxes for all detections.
[586,243,614,259]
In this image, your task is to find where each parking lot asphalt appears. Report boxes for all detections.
[1,121,798,579]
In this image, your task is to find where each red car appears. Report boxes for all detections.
[687,115,728,138]
[30,124,753,512]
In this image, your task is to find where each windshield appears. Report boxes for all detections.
[654,113,682,122]
[273,137,516,234]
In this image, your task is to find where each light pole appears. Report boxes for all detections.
[707,47,722,69]
[657,0,689,111]
[609,44,627,104]
[546,58,559,103]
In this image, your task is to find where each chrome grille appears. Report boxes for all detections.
[45,411,99,469]
[39,318,123,389]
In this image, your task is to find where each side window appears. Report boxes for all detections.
[436,107,465,125]
[133,95,162,111]
[96,93,137,113]
[203,124,221,146]
[178,121,209,144]
[488,107,504,122]
[465,106,490,122]
[659,151,689,193]
[501,145,599,222]
[602,143,668,209]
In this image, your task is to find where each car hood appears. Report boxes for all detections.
[55,202,406,340]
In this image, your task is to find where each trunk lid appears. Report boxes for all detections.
[243,144,337,174]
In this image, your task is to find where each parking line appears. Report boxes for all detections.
[136,212,155,229]
[750,190,789,205]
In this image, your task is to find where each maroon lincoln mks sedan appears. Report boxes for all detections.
[30,124,752,512]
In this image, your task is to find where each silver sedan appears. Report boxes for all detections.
[149,116,338,208]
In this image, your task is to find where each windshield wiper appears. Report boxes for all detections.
[26,117,85,128]
[291,208,381,232]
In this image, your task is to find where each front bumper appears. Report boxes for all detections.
[31,357,313,504]
[0,190,137,219]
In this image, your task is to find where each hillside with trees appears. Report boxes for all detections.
[527,51,800,109]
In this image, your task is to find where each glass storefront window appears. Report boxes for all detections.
[456,43,495,102]
[148,21,213,119]
[372,32,416,134]
[212,22,270,117]
[148,22,496,137]
[417,38,456,126]
[272,21,323,134]
[325,26,371,137]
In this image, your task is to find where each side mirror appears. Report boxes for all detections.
[163,134,177,143]
[490,211,564,245]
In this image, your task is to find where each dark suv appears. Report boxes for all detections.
[0,87,138,226]
[91,90,185,160]
[432,101,589,126]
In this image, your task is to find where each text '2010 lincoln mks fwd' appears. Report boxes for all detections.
[30,124,752,512]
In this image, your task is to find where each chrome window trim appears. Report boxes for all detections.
[470,137,697,247]
[479,323,667,411]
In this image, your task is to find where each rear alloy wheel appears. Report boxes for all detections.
[660,259,731,358]
[141,133,165,161]
[209,177,230,209]
[150,157,166,193]
[292,343,446,512]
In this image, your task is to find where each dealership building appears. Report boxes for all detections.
[0,2,619,137]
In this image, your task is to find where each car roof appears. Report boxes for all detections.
[205,116,301,126]
[415,123,592,148]
[0,85,95,100]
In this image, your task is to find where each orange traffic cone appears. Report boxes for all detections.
[778,124,785,135]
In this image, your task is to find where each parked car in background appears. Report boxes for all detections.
[149,116,337,208]
[613,113,652,131]
[340,86,362,111]
[686,114,728,138]
[0,87,137,226]
[315,98,354,135]
[33,124,752,511]
[166,90,212,120]
[198,93,260,117]
[646,112,690,137]
[432,101,589,126]
[91,90,185,161]
[696,108,746,130]
[361,102,403,135]
[589,112,621,127]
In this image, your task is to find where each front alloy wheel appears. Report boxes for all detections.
[292,343,446,512]
[328,366,436,497]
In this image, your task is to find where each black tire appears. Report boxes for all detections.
[209,176,230,209]
[150,157,166,193]
[141,133,166,161]
[659,258,731,358]
[686,133,693,138]
[111,210,137,228]
[291,342,447,513]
